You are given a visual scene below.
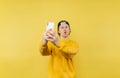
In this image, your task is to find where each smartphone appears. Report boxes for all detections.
[46,22,54,31]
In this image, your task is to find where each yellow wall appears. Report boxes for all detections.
[0,0,120,78]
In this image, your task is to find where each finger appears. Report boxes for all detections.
[46,38,54,42]
[43,32,48,39]
[47,30,55,36]
[46,33,54,38]
[44,34,54,40]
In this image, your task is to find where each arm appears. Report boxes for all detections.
[40,39,51,56]
[39,31,53,56]
[56,41,79,58]
[39,29,56,56]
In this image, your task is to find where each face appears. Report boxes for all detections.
[58,22,70,38]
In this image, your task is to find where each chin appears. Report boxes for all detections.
[63,35,69,38]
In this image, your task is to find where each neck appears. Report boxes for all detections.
[60,36,69,40]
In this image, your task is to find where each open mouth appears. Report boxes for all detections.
[64,32,67,34]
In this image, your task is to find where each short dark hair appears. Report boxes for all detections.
[57,20,71,35]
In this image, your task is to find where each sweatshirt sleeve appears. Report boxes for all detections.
[39,42,52,56]
[58,40,79,58]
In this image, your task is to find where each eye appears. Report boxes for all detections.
[65,26,68,28]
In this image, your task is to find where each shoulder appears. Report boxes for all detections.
[68,39,78,44]
[69,39,79,47]
[63,39,79,46]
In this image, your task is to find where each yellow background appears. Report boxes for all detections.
[0,0,120,78]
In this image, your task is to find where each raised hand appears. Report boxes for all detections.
[43,29,58,45]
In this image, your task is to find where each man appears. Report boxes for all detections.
[40,20,79,78]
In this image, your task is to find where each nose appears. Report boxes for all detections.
[63,27,67,30]
[63,28,66,31]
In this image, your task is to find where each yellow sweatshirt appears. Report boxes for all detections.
[40,39,79,78]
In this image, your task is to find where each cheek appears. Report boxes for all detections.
[67,29,71,34]
[59,29,63,33]
[67,28,70,32]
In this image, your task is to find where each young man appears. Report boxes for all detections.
[40,20,79,78]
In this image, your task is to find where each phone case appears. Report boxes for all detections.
[46,22,54,30]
